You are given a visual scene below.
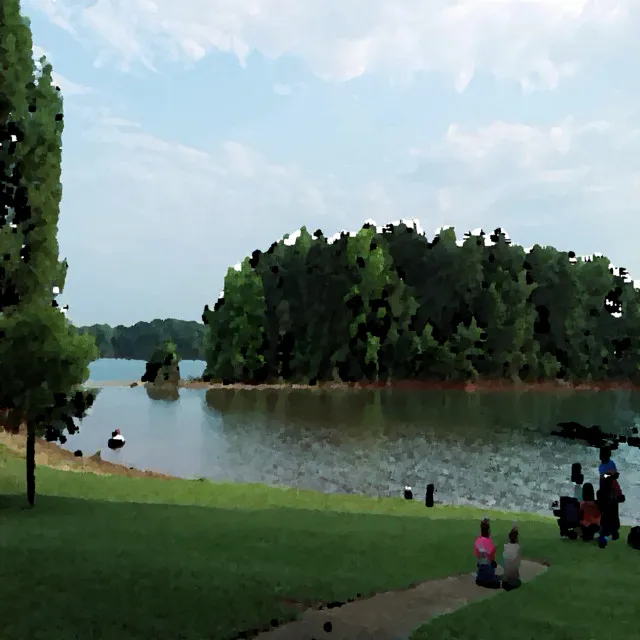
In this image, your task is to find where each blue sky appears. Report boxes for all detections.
[23,0,640,326]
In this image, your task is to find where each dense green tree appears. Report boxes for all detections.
[342,224,421,382]
[0,0,99,505]
[294,232,340,382]
[203,258,267,383]
[611,279,640,381]
[274,228,317,382]
[202,222,640,386]
[415,322,455,379]
[449,317,485,380]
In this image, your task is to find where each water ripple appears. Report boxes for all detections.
[62,387,640,525]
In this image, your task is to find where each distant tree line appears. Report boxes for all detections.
[76,319,206,361]
[202,223,640,385]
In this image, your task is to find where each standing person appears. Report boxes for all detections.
[598,446,616,474]
[598,447,621,541]
[597,474,618,548]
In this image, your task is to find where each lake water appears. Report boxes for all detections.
[87,358,207,382]
[69,358,640,524]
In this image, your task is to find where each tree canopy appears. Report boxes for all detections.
[1,0,99,505]
[76,319,206,361]
[202,223,640,385]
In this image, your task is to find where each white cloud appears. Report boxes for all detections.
[273,83,293,96]
[222,141,259,178]
[26,0,637,91]
[57,108,369,322]
[51,72,93,96]
[424,118,611,166]
[53,102,640,323]
[28,0,76,33]
[99,117,142,128]
[437,187,453,213]
[413,117,617,190]
[72,111,342,236]
[404,115,640,237]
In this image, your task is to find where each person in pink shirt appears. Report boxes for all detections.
[474,518,500,588]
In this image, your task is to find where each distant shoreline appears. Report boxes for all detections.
[0,428,175,480]
[86,379,640,392]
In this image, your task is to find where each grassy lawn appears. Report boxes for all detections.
[1,445,638,640]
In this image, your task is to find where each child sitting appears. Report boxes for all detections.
[474,518,501,589]
[501,526,521,591]
[579,482,601,542]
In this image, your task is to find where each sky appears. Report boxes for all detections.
[22,0,640,326]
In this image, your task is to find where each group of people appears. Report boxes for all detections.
[569,446,624,548]
[472,446,628,591]
[474,518,522,591]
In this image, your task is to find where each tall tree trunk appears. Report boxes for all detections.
[26,421,36,506]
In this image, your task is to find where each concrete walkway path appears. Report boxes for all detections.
[254,559,549,640]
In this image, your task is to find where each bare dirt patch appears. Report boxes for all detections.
[253,559,549,640]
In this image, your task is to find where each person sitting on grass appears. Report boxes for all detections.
[501,526,521,591]
[474,518,501,589]
[579,482,601,542]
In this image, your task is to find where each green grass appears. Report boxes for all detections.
[1,445,638,640]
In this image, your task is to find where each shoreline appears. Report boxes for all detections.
[2,430,636,526]
[0,428,175,480]
[0,430,561,518]
[87,378,640,392]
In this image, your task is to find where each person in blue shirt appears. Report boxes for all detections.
[598,447,617,478]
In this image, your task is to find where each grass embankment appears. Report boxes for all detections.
[1,445,638,640]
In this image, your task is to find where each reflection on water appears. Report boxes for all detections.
[146,386,180,402]
[61,386,640,523]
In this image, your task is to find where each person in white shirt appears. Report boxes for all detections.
[501,526,521,591]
